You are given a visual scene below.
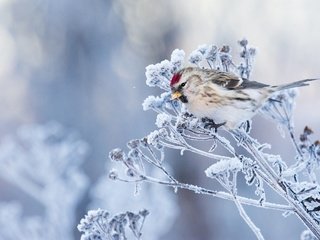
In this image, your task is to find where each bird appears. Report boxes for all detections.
[170,67,318,130]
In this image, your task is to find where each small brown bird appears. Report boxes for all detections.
[170,67,318,129]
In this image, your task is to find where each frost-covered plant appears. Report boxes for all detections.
[0,122,89,240]
[78,208,149,240]
[89,173,177,240]
[108,40,320,239]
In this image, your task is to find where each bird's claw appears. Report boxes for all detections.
[201,118,226,132]
[182,112,194,118]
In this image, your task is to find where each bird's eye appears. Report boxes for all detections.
[180,82,186,88]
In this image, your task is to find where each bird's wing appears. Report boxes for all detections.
[207,70,243,89]
[205,70,269,90]
[239,79,270,89]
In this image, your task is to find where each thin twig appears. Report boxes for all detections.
[233,194,264,240]
[140,176,292,212]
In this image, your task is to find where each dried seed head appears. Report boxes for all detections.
[304,126,313,135]
[300,134,308,142]
[239,39,248,47]
[127,139,140,149]
[109,148,126,162]
[109,169,118,180]
[220,45,231,53]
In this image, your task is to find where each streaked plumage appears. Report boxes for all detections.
[170,67,318,129]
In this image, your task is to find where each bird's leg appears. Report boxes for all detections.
[201,117,226,132]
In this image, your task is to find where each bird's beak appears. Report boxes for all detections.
[171,91,182,100]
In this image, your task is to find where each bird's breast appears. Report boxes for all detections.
[184,92,260,129]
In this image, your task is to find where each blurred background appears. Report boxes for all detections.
[0,0,320,239]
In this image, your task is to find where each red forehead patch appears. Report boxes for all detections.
[170,73,182,86]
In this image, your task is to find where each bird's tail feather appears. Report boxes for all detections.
[275,78,319,91]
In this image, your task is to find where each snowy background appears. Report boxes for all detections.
[0,0,320,239]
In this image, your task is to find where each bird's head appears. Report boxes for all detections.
[170,67,202,103]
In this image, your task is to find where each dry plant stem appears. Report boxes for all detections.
[160,124,234,161]
[137,176,293,212]
[173,127,319,237]
[237,132,286,190]
[237,132,320,239]
[282,104,304,158]
[159,140,231,161]
[288,127,303,157]
[228,172,264,240]
[139,149,177,184]
[233,195,264,240]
